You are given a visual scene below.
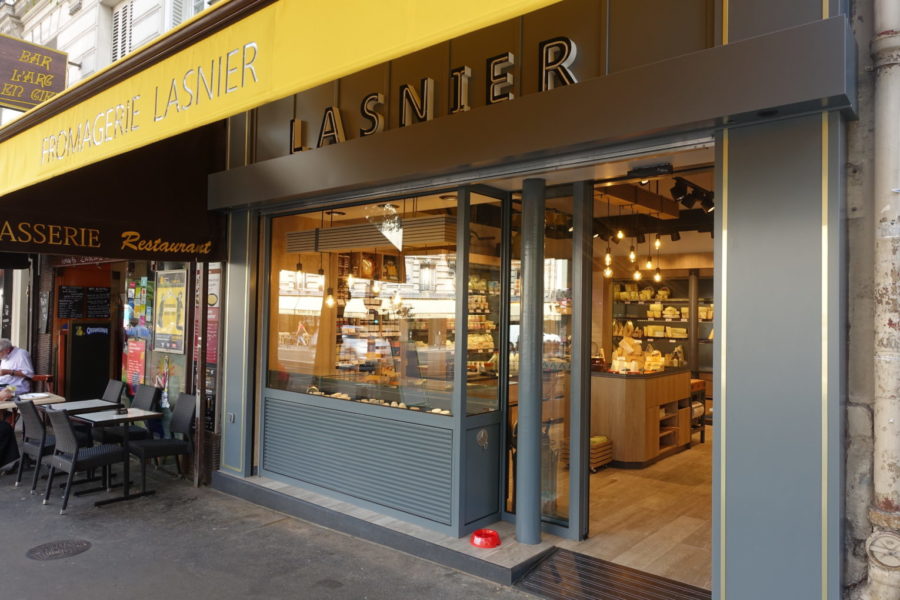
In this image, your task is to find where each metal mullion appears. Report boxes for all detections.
[569,180,593,540]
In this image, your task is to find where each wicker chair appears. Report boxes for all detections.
[14,400,90,493]
[42,409,126,514]
[128,393,195,494]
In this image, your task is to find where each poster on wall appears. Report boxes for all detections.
[125,338,146,394]
[153,269,187,353]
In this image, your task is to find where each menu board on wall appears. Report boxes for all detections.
[57,286,84,319]
[86,287,111,319]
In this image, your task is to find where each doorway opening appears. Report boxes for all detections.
[491,143,715,590]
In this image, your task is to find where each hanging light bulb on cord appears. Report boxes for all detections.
[604,246,613,266]
[653,268,662,283]
[603,266,613,278]
[645,256,653,270]
[616,229,625,240]
[324,288,336,308]
[632,268,642,281]
[654,234,662,250]
[628,245,636,262]
[371,279,381,295]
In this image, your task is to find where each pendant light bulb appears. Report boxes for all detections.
[654,235,662,250]
[603,266,613,278]
[604,249,612,266]
[645,257,653,270]
[628,245,636,262]
[632,268,642,281]
[324,288,336,308]
[653,268,662,283]
[392,290,402,306]
[371,279,381,295]
[616,229,625,240]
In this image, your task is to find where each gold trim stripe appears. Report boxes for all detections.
[820,112,829,600]
[722,0,729,45]
[719,128,728,597]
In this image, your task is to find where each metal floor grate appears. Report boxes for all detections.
[517,548,711,600]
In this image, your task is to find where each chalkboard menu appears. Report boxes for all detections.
[86,287,111,319]
[57,286,85,319]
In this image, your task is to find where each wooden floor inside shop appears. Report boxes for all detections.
[559,426,712,590]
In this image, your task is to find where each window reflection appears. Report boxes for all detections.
[268,196,471,416]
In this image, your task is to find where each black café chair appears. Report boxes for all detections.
[101,379,125,404]
[128,393,195,494]
[14,400,91,493]
[75,379,126,444]
[42,409,127,514]
[94,384,160,444]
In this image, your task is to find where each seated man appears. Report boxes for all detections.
[0,338,34,394]
[0,387,19,472]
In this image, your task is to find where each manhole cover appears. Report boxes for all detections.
[26,540,91,561]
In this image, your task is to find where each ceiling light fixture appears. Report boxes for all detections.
[670,178,689,204]
[616,202,625,239]
[627,163,673,181]
[324,287,336,308]
[700,191,715,213]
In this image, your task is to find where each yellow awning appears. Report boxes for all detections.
[0,0,559,198]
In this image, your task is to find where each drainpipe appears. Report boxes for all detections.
[863,0,900,596]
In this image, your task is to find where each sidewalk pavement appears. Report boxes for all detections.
[0,464,535,600]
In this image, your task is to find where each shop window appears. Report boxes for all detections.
[267,196,462,415]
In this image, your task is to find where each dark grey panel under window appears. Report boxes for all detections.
[263,397,454,524]
[728,0,823,43]
[608,0,714,73]
[255,96,294,162]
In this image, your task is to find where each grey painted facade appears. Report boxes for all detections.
[211,2,857,597]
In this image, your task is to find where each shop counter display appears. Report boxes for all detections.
[591,367,691,467]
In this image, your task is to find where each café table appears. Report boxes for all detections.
[70,407,163,506]
[0,392,65,412]
[46,398,114,415]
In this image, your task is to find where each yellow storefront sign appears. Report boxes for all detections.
[0,0,559,199]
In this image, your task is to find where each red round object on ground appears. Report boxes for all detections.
[470,528,501,548]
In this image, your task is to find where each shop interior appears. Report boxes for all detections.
[266,145,714,589]
[494,146,715,589]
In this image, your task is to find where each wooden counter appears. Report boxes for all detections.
[591,368,691,467]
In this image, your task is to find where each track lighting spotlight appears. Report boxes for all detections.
[670,179,689,203]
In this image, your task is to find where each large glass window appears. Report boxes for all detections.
[267,195,464,416]
[465,191,505,416]
[504,186,572,526]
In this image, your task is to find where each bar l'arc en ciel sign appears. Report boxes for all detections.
[0,33,66,111]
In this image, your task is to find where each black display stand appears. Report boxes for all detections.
[66,322,111,401]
